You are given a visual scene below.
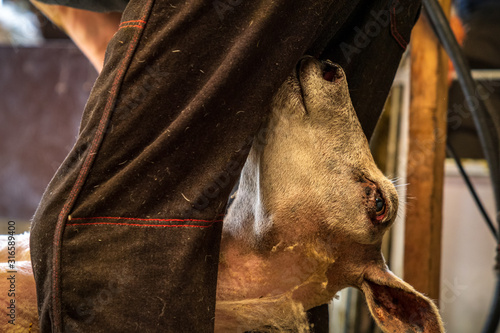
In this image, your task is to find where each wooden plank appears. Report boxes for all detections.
[404,0,451,301]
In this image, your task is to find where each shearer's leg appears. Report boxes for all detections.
[29,0,421,332]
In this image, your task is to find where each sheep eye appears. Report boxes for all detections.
[375,196,385,215]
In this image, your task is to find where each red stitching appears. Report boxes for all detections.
[51,0,154,329]
[67,222,216,228]
[119,25,145,30]
[390,0,408,49]
[71,216,222,223]
[120,20,147,25]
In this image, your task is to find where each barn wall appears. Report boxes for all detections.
[0,42,97,233]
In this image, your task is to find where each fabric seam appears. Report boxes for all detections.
[50,1,156,330]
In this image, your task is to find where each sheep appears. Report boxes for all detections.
[1,233,39,332]
[0,58,443,332]
[214,57,443,332]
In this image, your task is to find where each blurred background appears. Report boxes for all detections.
[0,0,96,229]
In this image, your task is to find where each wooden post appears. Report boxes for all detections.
[404,1,451,301]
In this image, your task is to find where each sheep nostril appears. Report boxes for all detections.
[321,61,343,82]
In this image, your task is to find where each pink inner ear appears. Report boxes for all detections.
[367,280,434,331]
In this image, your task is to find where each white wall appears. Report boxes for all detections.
[441,160,498,332]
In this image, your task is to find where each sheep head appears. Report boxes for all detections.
[216,57,444,333]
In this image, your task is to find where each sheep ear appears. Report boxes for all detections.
[360,266,444,333]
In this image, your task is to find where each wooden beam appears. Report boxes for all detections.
[404,0,451,301]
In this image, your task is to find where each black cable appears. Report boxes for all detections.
[447,143,498,240]
[422,0,500,206]
[422,1,500,332]
[483,266,500,333]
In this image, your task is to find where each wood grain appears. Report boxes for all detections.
[404,0,451,301]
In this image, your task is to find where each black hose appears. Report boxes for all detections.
[447,143,498,240]
[422,1,500,332]
[484,260,500,333]
[422,0,500,204]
